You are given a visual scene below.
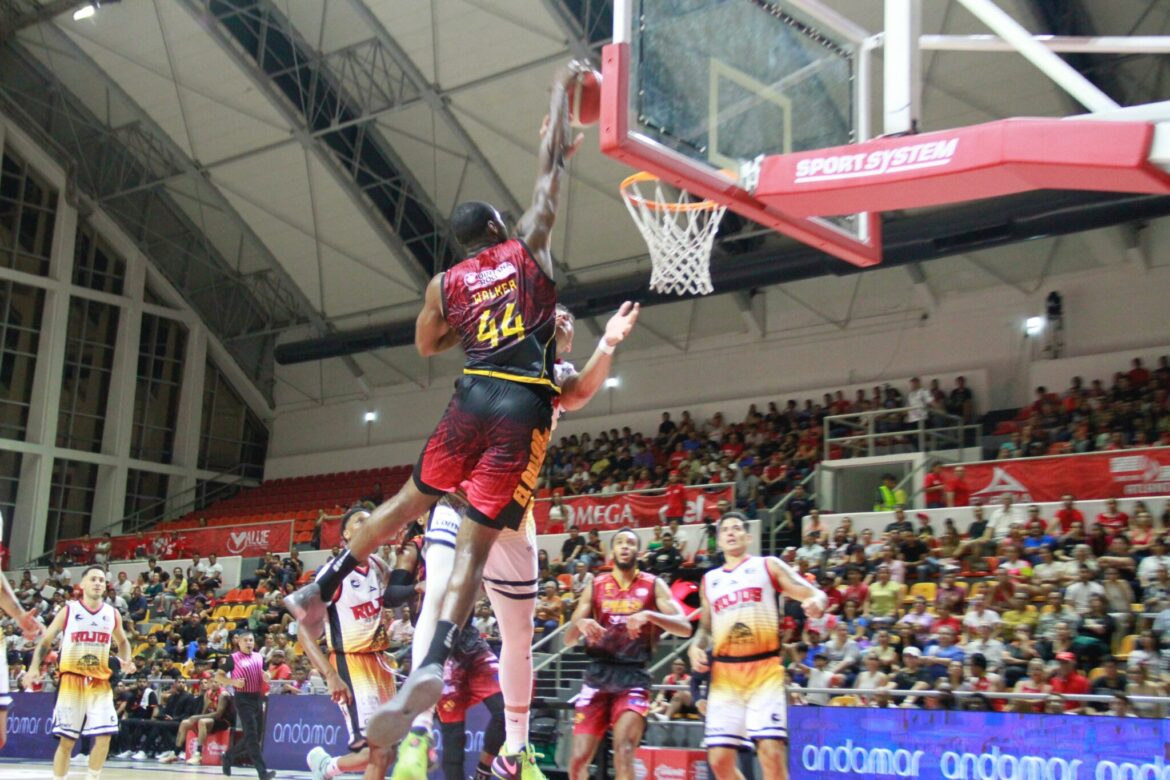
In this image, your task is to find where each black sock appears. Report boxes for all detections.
[475,762,492,780]
[314,550,358,602]
[421,620,458,668]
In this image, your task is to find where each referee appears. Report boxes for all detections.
[222,629,276,780]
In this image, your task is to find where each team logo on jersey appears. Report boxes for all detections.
[463,261,517,290]
[729,623,754,645]
[78,654,102,672]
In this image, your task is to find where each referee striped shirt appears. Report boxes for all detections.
[228,650,265,693]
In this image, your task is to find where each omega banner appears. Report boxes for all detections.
[53,520,294,561]
[791,706,1170,780]
[941,447,1170,504]
[532,486,731,534]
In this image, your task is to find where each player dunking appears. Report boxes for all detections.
[689,513,826,780]
[23,566,136,780]
[301,506,399,780]
[0,511,43,751]
[389,302,637,780]
[565,529,692,780]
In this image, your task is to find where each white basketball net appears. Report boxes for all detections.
[621,173,727,296]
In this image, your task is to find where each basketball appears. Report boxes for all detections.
[569,67,602,128]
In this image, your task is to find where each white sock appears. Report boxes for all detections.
[504,710,529,754]
[54,776,66,780]
[411,708,435,732]
[325,757,342,779]
[412,533,456,674]
[86,770,102,780]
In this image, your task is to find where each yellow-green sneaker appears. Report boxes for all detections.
[490,746,546,780]
[389,727,435,780]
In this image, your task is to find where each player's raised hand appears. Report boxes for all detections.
[122,659,137,676]
[602,302,640,350]
[540,114,585,161]
[18,608,42,640]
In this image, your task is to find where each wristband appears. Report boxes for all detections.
[597,337,615,355]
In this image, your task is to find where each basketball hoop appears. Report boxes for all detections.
[620,171,727,296]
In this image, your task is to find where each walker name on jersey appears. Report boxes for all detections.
[793,138,959,183]
[710,587,763,613]
[69,630,111,644]
[350,598,382,621]
[463,261,516,291]
[471,278,518,305]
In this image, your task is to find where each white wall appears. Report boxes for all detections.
[268,253,1170,480]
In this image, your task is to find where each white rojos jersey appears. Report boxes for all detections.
[321,555,391,655]
[703,555,783,660]
[59,601,118,679]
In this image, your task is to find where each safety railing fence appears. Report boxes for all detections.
[823,407,981,461]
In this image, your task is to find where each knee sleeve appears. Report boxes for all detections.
[485,588,534,708]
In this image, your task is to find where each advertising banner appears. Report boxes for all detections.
[0,693,59,760]
[54,520,294,562]
[532,486,732,534]
[263,693,488,778]
[790,706,1170,780]
[941,447,1170,504]
[635,747,708,780]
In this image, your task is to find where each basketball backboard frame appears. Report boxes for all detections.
[600,0,1170,272]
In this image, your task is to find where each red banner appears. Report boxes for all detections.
[54,520,294,562]
[531,486,731,534]
[942,447,1170,504]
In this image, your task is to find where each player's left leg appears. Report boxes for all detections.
[706,747,745,780]
[756,739,788,780]
[611,709,648,780]
[88,734,112,774]
[53,736,76,780]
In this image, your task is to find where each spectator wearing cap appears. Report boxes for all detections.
[1049,652,1090,711]
[891,646,933,705]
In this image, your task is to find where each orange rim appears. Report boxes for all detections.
[619,171,724,213]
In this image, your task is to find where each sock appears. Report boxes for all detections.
[504,710,528,753]
[316,550,359,602]
[475,762,492,780]
[421,620,457,668]
[194,740,201,751]
[86,770,102,780]
[411,710,434,732]
[325,758,342,779]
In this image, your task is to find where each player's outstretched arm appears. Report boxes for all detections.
[626,577,693,639]
[559,302,641,412]
[21,606,67,689]
[766,557,828,618]
[516,61,588,279]
[416,274,459,357]
[563,573,601,648]
[687,582,712,673]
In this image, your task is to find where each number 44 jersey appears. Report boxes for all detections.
[442,237,559,392]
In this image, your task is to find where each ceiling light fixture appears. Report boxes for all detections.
[72,4,96,20]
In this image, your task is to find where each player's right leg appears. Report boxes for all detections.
[310,652,398,780]
[755,740,789,780]
[611,709,648,780]
[53,736,76,780]
[706,748,745,780]
[703,662,752,780]
[569,686,612,780]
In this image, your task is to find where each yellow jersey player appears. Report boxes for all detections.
[301,506,399,780]
[23,565,135,780]
[689,513,826,780]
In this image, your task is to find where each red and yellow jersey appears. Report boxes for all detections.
[59,600,118,679]
[320,555,391,654]
[703,556,782,659]
[442,238,558,391]
[586,570,659,665]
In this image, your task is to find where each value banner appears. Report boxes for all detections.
[532,486,731,534]
[54,520,294,562]
[790,705,1170,779]
[942,447,1170,504]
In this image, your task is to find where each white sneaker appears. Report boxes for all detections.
[158,751,178,763]
[71,754,89,765]
[115,750,134,759]
[307,746,332,780]
[187,753,202,765]
[132,750,148,760]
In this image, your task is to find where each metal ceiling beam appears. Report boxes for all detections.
[274,189,1170,364]
[0,18,328,400]
[1027,0,1133,105]
[0,0,91,39]
[179,0,453,289]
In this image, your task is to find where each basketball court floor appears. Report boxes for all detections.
[0,757,312,779]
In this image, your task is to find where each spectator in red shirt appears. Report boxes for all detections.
[1053,495,1085,535]
[663,470,686,522]
[267,650,292,683]
[946,466,971,508]
[1095,498,1129,537]
[922,463,947,509]
[1049,652,1089,711]
[840,567,870,613]
[1128,357,1151,388]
